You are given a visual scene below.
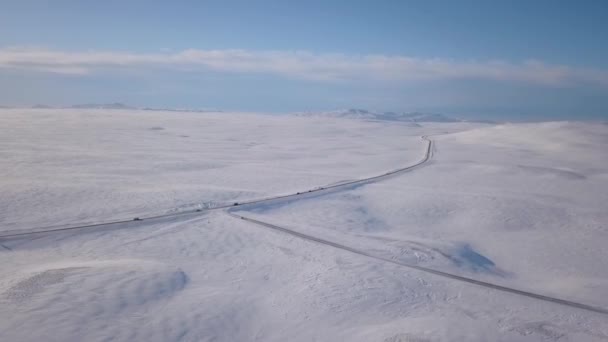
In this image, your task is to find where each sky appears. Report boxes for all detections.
[1,0,608,120]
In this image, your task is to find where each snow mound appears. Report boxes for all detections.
[447,121,608,151]
[1,260,187,341]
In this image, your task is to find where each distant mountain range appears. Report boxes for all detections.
[295,108,464,123]
[23,103,136,110]
[12,104,486,123]
[23,103,220,112]
[69,103,137,110]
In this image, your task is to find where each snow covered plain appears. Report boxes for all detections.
[0,109,607,341]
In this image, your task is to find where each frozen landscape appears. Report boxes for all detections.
[1,108,607,341]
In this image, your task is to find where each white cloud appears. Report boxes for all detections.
[1,46,607,87]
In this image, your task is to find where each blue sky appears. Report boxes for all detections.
[1,0,607,120]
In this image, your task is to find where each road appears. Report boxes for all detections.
[4,133,608,316]
[0,136,433,239]
[221,135,608,316]
[227,213,608,316]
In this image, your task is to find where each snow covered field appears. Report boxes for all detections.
[1,109,607,341]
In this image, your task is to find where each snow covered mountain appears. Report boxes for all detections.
[31,104,54,109]
[296,108,462,123]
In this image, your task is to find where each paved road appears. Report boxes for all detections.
[0,136,433,239]
[221,135,608,316]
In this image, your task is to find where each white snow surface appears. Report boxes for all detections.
[0,109,607,341]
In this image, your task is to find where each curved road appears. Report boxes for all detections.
[220,135,608,316]
[0,136,433,239]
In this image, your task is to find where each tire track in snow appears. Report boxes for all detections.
[227,212,608,316]
[0,136,433,239]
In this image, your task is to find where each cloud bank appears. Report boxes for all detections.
[1,47,607,87]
